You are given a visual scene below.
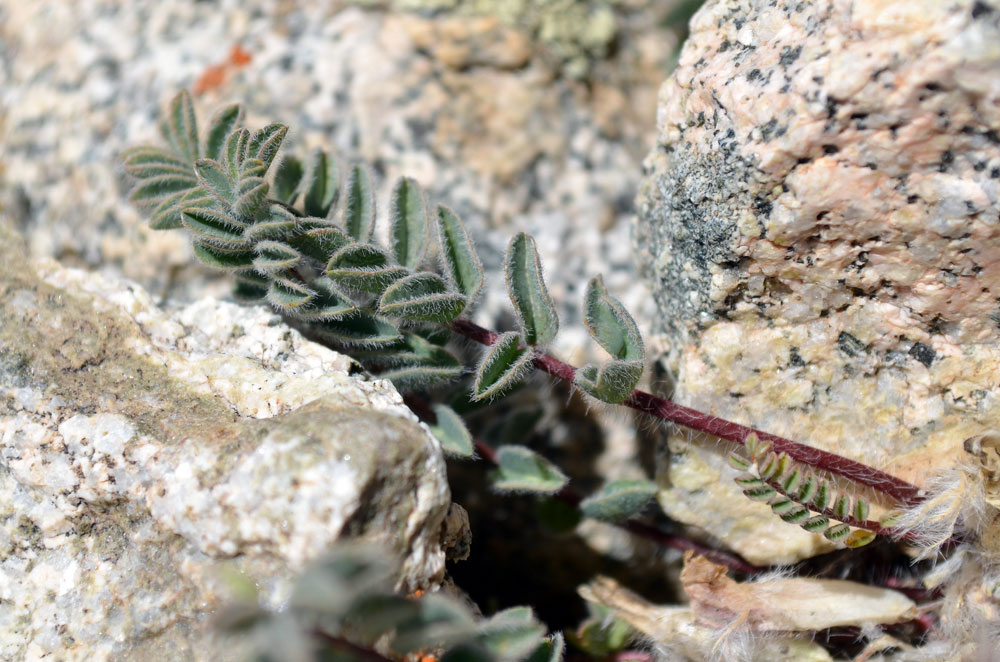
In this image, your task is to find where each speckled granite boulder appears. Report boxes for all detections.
[0,222,452,661]
[635,0,1000,564]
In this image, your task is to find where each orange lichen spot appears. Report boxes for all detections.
[230,44,252,66]
[194,45,253,95]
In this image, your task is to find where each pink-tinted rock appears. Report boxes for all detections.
[635,0,1000,563]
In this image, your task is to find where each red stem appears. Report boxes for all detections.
[450,319,923,506]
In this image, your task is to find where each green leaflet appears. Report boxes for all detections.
[160,90,199,163]
[824,522,852,542]
[832,493,851,520]
[194,158,236,205]
[149,189,215,231]
[122,145,193,179]
[429,404,474,458]
[253,240,301,274]
[525,634,565,662]
[343,164,376,242]
[476,608,547,661]
[233,272,269,302]
[492,445,568,494]
[246,122,287,169]
[122,146,189,173]
[294,277,356,321]
[436,205,484,301]
[845,529,877,548]
[583,275,644,361]
[372,336,463,391]
[233,175,270,219]
[129,173,200,202]
[266,277,316,311]
[390,177,429,269]
[472,331,534,402]
[574,360,642,404]
[378,272,467,323]
[391,594,477,654]
[180,207,249,247]
[344,594,421,646]
[312,311,402,347]
[288,222,352,263]
[244,205,298,242]
[326,243,409,293]
[303,148,340,218]
[505,233,559,346]
[204,104,243,162]
[223,128,250,180]
[272,155,304,205]
[728,452,751,472]
[192,242,256,270]
[579,479,657,522]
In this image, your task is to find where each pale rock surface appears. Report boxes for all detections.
[635,0,1000,564]
[0,223,453,661]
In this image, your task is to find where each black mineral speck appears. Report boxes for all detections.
[754,196,773,216]
[789,348,805,367]
[909,342,935,367]
[779,45,802,66]
[822,144,839,154]
[973,1,995,18]
[837,332,866,357]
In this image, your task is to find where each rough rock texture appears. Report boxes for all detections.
[0,0,676,365]
[635,0,1000,564]
[0,221,452,661]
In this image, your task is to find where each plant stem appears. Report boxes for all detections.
[449,318,923,506]
[404,394,761,574]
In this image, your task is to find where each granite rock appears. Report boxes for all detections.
[635,0,1000,564]
[0,222,453,661]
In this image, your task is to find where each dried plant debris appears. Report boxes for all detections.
[580,575,833,662]
[679,552,917,632]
